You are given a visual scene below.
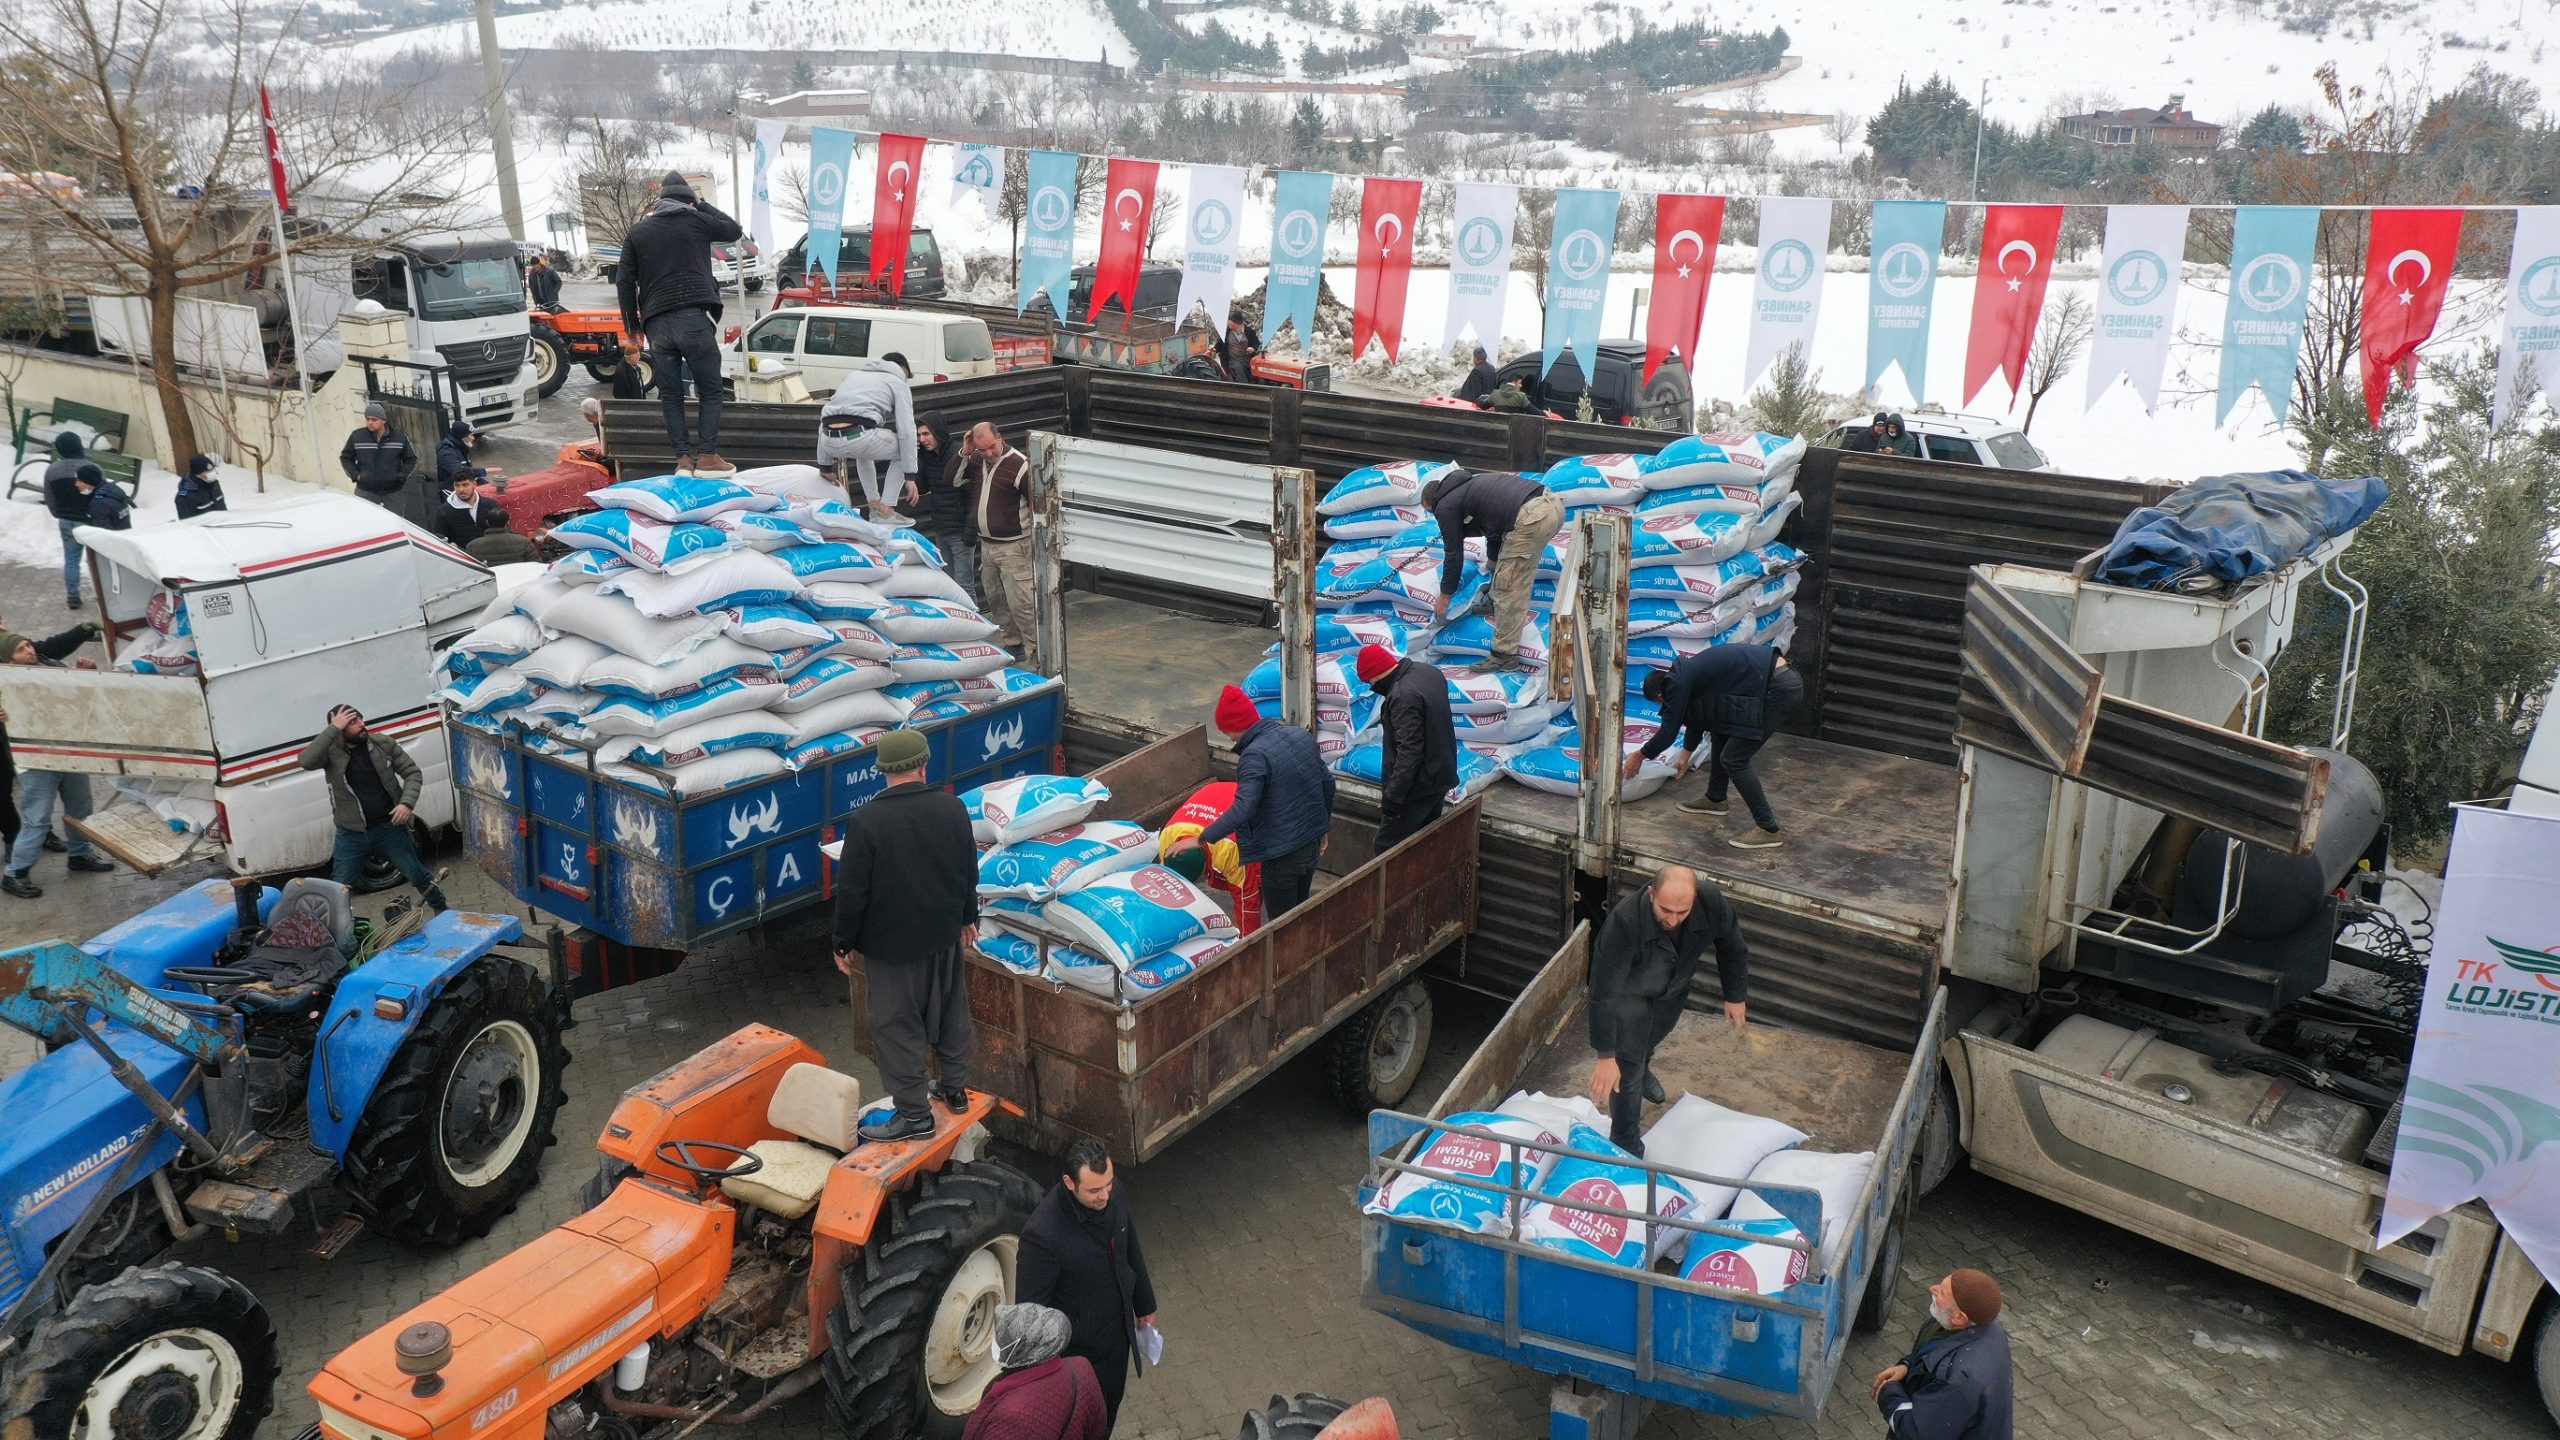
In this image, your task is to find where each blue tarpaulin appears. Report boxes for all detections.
[2094,470,2388,592]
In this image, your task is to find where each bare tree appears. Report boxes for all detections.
[1825,110,1862,155]
[2022,289,2095,433]
[0,0,476,465]
[574,116,662,255]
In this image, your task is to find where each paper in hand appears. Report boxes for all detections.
[1135,1319,1165,1366]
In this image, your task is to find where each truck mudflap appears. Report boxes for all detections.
[1357,925,1946,1425]
[1959,1028,2499,1353]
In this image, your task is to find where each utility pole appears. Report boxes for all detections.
[1970,78,1989,202]
[474,0,526,242]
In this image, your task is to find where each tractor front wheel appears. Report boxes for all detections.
[531,330,571,398]
[0,1264,278,1440]
[338,957,569,1248]
[1239,1394,1355,1439]
[823,1159,1040,1440]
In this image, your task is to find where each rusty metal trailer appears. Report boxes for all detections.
[841,724,1481,1165]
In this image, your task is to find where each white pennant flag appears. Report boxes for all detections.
[749,118,786,261]
[1742,197,1832,390]
[2086,204,2189,412]
[1444,181,1518,352]
[950,142,1005,214]
[2495,207,2560,428]
[1174,163,1248,332]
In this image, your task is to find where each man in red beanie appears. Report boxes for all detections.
[1171,684,1335,919]
[1355,643,1458,850]
[1871,1267,2012,1439]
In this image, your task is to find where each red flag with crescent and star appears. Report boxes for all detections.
[1963,204,2065,406]
[1352,176,1423,361]
[868,132,927,296]
[258,85,291,211]
[2360,208,2464,425]
[1089,157,1160,327]
[1645,193,1725,384]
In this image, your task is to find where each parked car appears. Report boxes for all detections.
[1065,263,1187,326]
[1823,406,2056,470]
[1493,342,1695,431]
[729,303,997,392]
[711,237,770,292]
[774,226,948,300]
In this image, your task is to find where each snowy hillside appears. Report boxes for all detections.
[333,0,1138,62]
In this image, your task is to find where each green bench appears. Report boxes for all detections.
[10,399,138,503]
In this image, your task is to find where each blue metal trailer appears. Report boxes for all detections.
[1359,921,1945,1437]
[447,683,1064,967]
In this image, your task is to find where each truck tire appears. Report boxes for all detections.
[0,1263,278,1440]
[337,957,569,1249]
[1854,1217,1905,1334]
[530,330,571,398]
[1239,1393,1350,1439]
[2535,1299,2560,1429]
[1176,354,1227,383]
[823,1159,1041,1440]
[1912,1065,1964,1198]
[1325,979,1433,1117]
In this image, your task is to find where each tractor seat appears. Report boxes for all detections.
[719,1063,864,1219]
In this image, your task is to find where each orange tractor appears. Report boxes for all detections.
[525,308,640,398]
[303,1024,1039,1440]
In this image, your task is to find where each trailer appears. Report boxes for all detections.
[842,723,1480,1165]
[1358,922,1943,1435]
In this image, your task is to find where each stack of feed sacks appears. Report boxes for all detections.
[438,464,1055,796]
[963,773,1242,1005]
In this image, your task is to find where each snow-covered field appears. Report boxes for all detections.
[332,0,1138,63]
[0,464,326,572]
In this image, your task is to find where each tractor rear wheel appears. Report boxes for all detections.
[338,957,569,1248]
[0,1264,278,1440]
[823,1159,1040,1440]
[1238,1393,1352,1439]
[531,330,571,398]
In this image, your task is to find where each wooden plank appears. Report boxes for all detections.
[1959,569,2100,774]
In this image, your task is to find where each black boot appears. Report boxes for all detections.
[1641,1069,1667,1105]
[2,872,41,899]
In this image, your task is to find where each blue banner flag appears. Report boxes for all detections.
[1264,170,1335,348]
[1541,187,1621,379]
[2217,206,2321,426]
[1018,148,1080,319]
[804,126,857,286]
[1865,200,1945,400]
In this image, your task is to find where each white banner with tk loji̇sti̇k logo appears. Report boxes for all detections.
[2378,801,2560,1281]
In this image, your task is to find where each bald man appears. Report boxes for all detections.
[958,422,1037,649]
[1588,865,1750,1153]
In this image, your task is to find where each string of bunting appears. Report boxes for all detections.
[746,126,2560,427]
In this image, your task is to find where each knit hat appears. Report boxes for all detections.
[992,1304,1072,1372]
[1213,684,1261,736]
[1353,644,1401,686]
[0,631,28,663]
[1947,1268,2003,1325]
[1163,845,1207,883]
[53,430,84,458]
[363,401,388,420]
[186,453,217,476]
[660,170,696,202]
[875,728,930,773]
[73,462,102,486]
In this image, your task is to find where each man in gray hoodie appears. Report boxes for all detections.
[816,352,918,518]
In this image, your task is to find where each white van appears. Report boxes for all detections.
[730,304,998,394]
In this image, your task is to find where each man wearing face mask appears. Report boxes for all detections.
[1585,864,1749,1154]
[1870,1268,2013,1440]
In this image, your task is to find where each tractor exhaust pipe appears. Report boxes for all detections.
[597,1357,825,1426]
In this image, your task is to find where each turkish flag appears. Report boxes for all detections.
[1089,158,1159,327]
[1353,176,1424,361]
[868,132,927,296]
[2360,208,2464,425]
[1963,204,2065,406]
[1646,193,1725,384]
[258,85,291,211]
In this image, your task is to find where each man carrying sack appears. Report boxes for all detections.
[832,728,979,1143]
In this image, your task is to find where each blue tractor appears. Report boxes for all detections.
[0,876,573,1440]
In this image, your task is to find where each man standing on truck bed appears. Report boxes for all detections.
[960,422,1037,653]
[618,170,743,476]
[1355,643,1457,850]
[1626,642,1803,850]
[1169,686,1335,920]
[1872,1269,2013,1440]
[1420,469,1564,673]
[818,353,919,519]
[1017,1137,1159,1435]
[831,727,979,1143]
[301,704,444,912]
[1587,865,1748,1154]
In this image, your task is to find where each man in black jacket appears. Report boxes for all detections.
[1455,345,1500,405]
[618,171,744,476]
[300,704,443,911]
[1872,1268,2013,1440]
[433,474,536,563]
[42,432,91,608]
[436,419,504,493]
[1172,685,1334,920]
[340,402,420,515]
[1354,643,1457,850]
[1587,865,1749,1153]
[831,727,979,1143]
[1420,468,1564,672]
[524,253,564,309]
[1017,1137,1159,1432]
[1627,642,1804,849]
[74,465,132,531]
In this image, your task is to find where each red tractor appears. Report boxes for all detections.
[305,1024,1039,1440]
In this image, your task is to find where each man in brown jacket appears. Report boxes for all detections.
[959,422,1038,651]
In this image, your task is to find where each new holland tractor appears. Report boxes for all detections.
[0,876,571,1440]
[306,1023,1041,1440]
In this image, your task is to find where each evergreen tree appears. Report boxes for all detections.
[1289,98,1327,160]
[1864,75,1980,175]
[2235,103,2306,154]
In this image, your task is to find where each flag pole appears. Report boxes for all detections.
[262,85,324,488]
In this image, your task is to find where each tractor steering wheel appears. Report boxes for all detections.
[654,1139,761,1193]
